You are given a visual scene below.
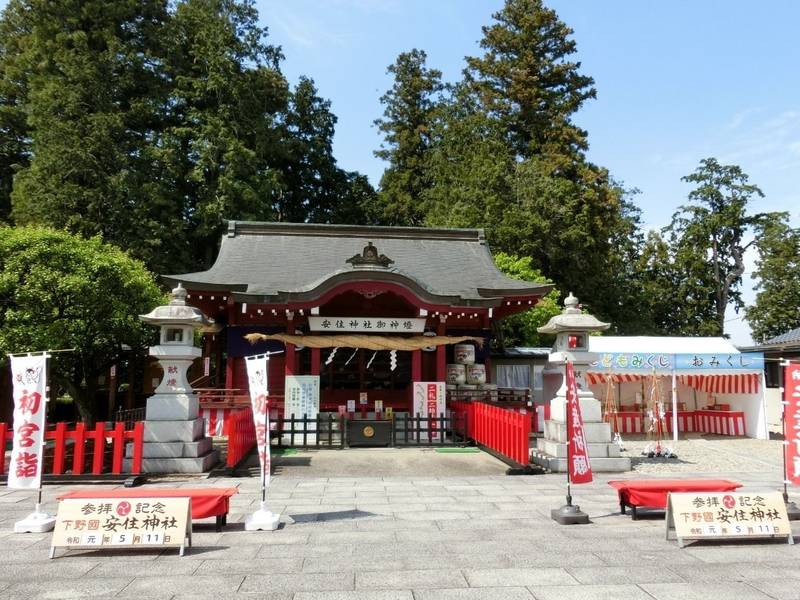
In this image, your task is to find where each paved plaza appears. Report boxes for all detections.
[2,445,800,600]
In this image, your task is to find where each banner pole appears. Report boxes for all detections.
[565,363,572,507]
[261,355,269,505]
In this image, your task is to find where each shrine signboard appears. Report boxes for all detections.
[666,491,792,547]
[50,497,191,558]
[308,316,426,333]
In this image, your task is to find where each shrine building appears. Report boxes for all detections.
[164,221,552,416]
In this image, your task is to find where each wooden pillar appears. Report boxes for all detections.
[412,349,422,382]
[285,311,296,377]
[436,315,447,382]
[311,347,321,376]
[225,299,236,389]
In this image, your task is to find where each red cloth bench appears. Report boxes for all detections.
[57,487,238,531]
[608,479,742,519]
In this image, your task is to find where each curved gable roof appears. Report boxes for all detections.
[165,221,552,307]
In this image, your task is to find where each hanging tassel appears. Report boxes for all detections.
[344,348,359,366]
[325,347,339,366]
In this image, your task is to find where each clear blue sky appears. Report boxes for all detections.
[259,0,800,344]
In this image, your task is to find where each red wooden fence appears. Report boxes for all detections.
[0,421,144,476]
[450,401,531,466]
[224,406,257,467]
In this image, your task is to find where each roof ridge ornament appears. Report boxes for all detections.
[346,241,394,269]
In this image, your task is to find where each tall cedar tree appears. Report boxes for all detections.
[464,0,595,160]
[746,214,800,342]
[8,0,186,273]
[665,158,767,335]
[416,0,644,330]
[374,49,443,226]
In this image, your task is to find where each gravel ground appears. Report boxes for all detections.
[617,433,785,474]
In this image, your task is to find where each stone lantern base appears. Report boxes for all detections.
[124,392,219,473]
[531,393,631,473]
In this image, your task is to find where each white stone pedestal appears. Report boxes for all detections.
[532,388,631,473]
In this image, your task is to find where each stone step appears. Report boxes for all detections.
[126,437,213,459]
[544,420,612,444]
[143,418,205,443]
[538,439,621,458]
[123,449,220,474]
[530,450,631,473]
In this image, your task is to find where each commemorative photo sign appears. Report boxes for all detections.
[50,497,192,558]
[666,491,792,547]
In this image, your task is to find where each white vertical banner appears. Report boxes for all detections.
[412,382,445,441]
[245,355,270,487]
[9,354,48,490]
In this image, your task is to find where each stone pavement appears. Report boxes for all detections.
[1,447,800,600]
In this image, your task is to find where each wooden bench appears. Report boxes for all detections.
[608,479,742,520]
[57,487,238,532]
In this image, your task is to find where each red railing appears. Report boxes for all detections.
[450,401,531,466]
[1,421,144,476]
[224,406,256,467]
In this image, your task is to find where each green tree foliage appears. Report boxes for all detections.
[374,49,443,225]
[464,0,595,160]
[0,227,163,420]
[492,252,561,348]
[746,213,800,342]
[164,0,289,266]
[0,0,376,272]
[664,158,767,335]
[8,0,185,273]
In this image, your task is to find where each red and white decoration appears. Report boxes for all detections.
[784,363,800,485]
[586,372,643,385]
[613,411,645,434]
[694,410,746,436]
[245,355,271,487]
[680,373,760,394]
[566,362,593,484]
[664,411,696,433]
[9,354,48,490]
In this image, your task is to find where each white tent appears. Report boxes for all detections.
[582,336,767,439]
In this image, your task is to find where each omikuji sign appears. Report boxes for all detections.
[591,352,765,372]
[50,497,191,558]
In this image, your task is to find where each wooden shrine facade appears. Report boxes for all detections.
[165,221,552,413]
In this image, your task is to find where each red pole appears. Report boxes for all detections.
[131,422,144,475]
[52,422,67,475]
[111,422,125,474]
[0,422,7,475]
[92,422,105,475]
[72,422,86,475]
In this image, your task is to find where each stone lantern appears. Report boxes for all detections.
[128,284,219,472]
[532,293,631,472]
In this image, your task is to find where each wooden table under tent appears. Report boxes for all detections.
[163,221,553,448]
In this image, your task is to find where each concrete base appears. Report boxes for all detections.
[124,450,220,474]
[531,450,631,472]
[787,501,800,521]
[245,502,281,531]
[551,503,590,525]
[540,439,621,459]
[545,420,612,444]
[14,504,56,533]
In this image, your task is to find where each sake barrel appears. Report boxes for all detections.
[454,343,475,364]
[446,363,466,385]
[466,363,486,385]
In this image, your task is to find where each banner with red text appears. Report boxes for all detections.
[566,361,593,484]
[246,355,271,487]
[9,354,48,489]
[784,363,800,486]
[413,382,445,441]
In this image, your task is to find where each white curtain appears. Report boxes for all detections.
[496,364,531,389]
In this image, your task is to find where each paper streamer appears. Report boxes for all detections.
[389,350,397,371]
[366,351,378,370]
[325,347,339,365]
[344,348,359,366]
